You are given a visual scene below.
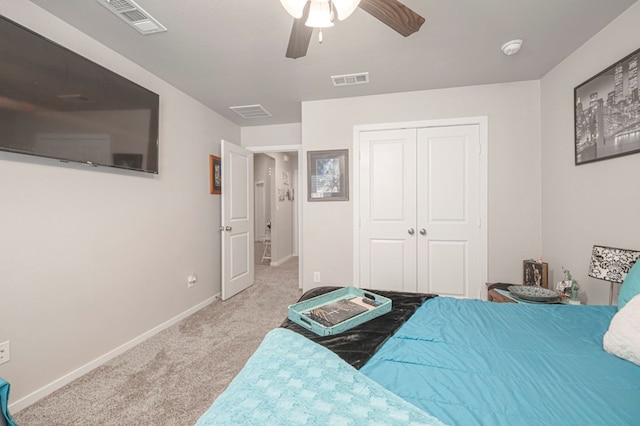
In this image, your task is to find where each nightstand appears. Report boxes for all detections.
[486,282,519,303]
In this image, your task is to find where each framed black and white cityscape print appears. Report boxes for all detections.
[574,47,640,165]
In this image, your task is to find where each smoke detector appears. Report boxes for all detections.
[501,39,523,56]
[95,0,167,35]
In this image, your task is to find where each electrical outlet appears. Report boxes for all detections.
[187,274,197,288]
[313,272,321,283]
[0,341,10,365]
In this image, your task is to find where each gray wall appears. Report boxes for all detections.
[541,2,640,305]
[0,1,239,408]
[300,81,542,292]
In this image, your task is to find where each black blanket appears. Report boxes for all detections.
[280,286,436,369]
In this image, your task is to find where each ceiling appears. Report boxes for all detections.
[29,0,637,126]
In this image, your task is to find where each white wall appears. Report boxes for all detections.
[0,0,239,408]
[242,123,301,147]
[301,81,542,291]
[270,152,295,264]
[541,2,640,305]
[253,154,273,240]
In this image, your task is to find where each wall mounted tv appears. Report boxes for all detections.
[0,15,159,174]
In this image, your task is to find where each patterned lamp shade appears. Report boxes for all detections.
[588,245,640,304]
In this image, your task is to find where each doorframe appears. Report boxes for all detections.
[247,144,303,289]
[352,117,489,298]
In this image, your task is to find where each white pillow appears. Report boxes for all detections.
[603,294,640,366]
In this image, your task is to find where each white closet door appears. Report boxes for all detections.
[358,124,483,296]
[416,125,481,297]
[359,129,417,292]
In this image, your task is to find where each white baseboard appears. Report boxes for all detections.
[10,294,220,413]
[270,254,293,266]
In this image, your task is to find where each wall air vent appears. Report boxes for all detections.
[229,104,272,119]
[331,72,370,87]
[95,0,167,35]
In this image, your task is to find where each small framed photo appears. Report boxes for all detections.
[523,260,548,288]
[209,155,221,195]
[307,149,349,201]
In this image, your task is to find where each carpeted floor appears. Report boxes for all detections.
[14,258,301,426]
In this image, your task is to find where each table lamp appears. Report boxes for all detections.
[588,245,640,305]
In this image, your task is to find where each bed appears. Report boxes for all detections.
[196,289,640,425]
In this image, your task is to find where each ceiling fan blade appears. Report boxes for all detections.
[359,0,425,37]
[285,3,313,59]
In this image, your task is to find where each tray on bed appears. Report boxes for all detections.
[288,286,391,336]
[281,287,436,369]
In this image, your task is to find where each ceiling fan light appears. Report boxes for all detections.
[332,0,361,20]
[280,0,307,19]
[305,1,334,28]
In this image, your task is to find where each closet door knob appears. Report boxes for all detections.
[420,228,427,235]
[408,228,415,235]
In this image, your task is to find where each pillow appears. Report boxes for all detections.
[603,294,640,366]
[618,259,640,310]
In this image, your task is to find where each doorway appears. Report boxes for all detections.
[250,147,302,289]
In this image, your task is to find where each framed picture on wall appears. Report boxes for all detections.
[574,46,640,165]
[209,155,221,194]
[523,260,548,288]
[307,149,349,201]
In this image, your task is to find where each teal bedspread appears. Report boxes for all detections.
[361,297,640,425]
[196,328,444,425]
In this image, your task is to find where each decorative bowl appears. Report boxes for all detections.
[508,285,560,302]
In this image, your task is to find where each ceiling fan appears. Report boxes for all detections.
[281,0,425,59]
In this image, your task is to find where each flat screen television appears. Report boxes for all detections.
[0,15,159,174]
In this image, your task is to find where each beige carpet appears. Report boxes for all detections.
[14,258,301,426]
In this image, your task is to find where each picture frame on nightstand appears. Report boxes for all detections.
[523,260,548,288]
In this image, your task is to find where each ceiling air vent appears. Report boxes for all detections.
[229,104,272,119]
[331,72,370,87]
[95,0,167,35]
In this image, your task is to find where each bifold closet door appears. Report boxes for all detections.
[359,129,417,292]
[359,125,482,297]
[416,125,481,297]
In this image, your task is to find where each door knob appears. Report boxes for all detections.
[420,228,427,235]
[408,228,415,235]
[219,226,233,231]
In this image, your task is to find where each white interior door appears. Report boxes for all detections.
[221,140,254,300]
[359,129,417,292]
[417,125,481,297]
